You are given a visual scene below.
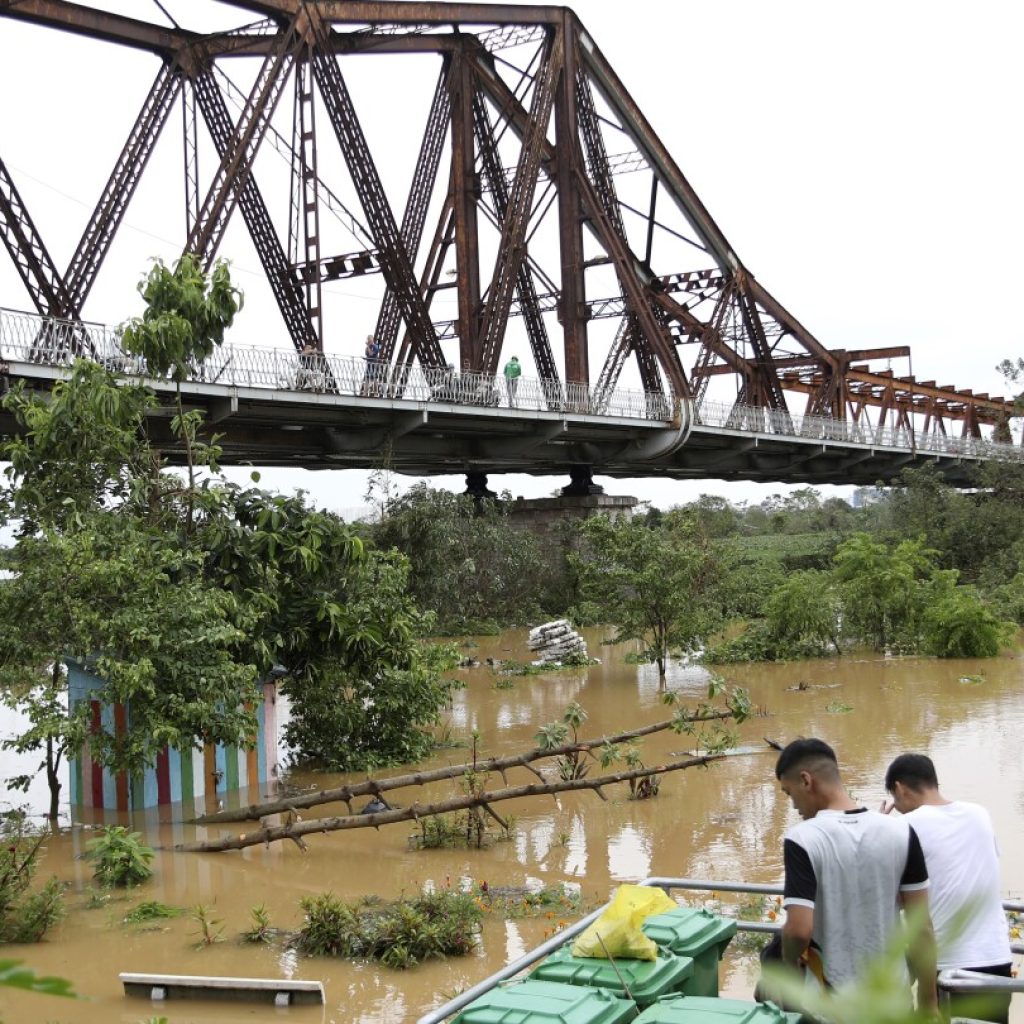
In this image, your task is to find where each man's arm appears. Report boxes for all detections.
[899,826,937,1013]
[782,904,814,966]
[901,887,937,1013]
[782,837,816,966]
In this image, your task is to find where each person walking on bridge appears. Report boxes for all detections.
[503,355,521,407]
[883,753,1014,1023]
[774,738,938,1013]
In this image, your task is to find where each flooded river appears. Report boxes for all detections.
[2,629,1022,1023]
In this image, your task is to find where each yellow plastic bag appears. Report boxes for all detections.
[571,884,677,961]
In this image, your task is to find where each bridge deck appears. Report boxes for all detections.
[1,310,1020,486]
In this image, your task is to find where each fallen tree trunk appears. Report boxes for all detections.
[193,709,732,824]
[174,752,730,853]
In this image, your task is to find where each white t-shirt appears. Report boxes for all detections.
[903,801,1012,970]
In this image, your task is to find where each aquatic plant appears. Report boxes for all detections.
[242,904,273,944]
[123,900,182,925]
[190,903,225,947]
[85,826,154,887]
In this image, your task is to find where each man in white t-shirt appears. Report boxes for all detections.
[774,738,938,1012]
[884,753,1014,1024]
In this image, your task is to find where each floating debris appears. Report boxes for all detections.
[527,620,589,664]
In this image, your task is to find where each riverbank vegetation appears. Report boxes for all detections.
[361,465,1023,666]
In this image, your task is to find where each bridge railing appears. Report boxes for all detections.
[1,307,1021,461]
[696,398,1024,463]
[0,307,666,421]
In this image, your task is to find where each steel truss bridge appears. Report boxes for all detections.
[0,1,1019,491]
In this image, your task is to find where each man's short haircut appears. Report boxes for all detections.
[884,753,939,793]
[774,737,839,780]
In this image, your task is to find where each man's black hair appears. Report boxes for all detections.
[885,753,939,793]
[774,737,838,780]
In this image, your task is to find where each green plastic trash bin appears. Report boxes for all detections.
[531,945,694,1008]
[640,907,737,997]
[633,993,803,1022]
[451,978,637,1024]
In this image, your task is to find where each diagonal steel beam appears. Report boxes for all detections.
[476,29,562,376]
[0,155,72,316]
[473,85,559,385]
[66,61,182,312]
[0,0,195,53]
[575,23,739,274]
[576,63,662,393]
[374,60,451,363]
[309,11,445,368]
[192,69,317,352]
[186,20,300,262]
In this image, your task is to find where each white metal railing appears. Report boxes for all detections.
[0,307,666,421]
[415,877,1024,1023]
[2,307,1021,461]
[695,397,1024,463]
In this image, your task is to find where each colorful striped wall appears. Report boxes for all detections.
[67,664,279,813]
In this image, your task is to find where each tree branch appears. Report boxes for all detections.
[193,710,732,824]
[173,752,732,853]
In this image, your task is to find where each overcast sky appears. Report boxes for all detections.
[1,0,1021,513]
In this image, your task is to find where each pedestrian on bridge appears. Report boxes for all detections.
[503,355,521,407]
[363,335,382,396]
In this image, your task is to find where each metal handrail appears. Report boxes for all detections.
[415,877,1023,1024]
[2,306,1022,461]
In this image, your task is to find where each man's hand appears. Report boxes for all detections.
[879,798,895,814]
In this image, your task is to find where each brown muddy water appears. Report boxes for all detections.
[2,629,1023,1023]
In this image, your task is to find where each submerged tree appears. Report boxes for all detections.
[572,513,724,685]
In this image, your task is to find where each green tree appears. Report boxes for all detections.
[919,572,1015,658]
[832,533,937,651]
[280,548,458,770]
[765,570,842,654]
[572,514,723,685]
[121,254,241,530]
[2,260,456,808]
[370,484,550,632]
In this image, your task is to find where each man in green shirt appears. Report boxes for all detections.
[503,355,521,407]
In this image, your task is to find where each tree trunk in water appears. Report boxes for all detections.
[173,752,734,853]
[194,710,733,825]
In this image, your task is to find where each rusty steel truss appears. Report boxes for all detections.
[0,0,1016,441]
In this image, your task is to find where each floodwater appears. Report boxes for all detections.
[2,629,1022,1023]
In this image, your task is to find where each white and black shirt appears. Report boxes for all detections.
[783,808,928,989]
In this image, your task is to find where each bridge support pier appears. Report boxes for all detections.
[464,471,497,500]
[560,464,604,497]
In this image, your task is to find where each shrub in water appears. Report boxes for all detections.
[295,889,482,968]
[84,826,154,887]
[0,812,65,942]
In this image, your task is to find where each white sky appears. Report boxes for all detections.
[1,0,1022,513]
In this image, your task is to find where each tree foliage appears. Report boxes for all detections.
[572,514,724,684]
[369,484,551,632]
[1,260,457,812]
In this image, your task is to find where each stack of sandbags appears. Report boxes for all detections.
[527,620,588,663]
